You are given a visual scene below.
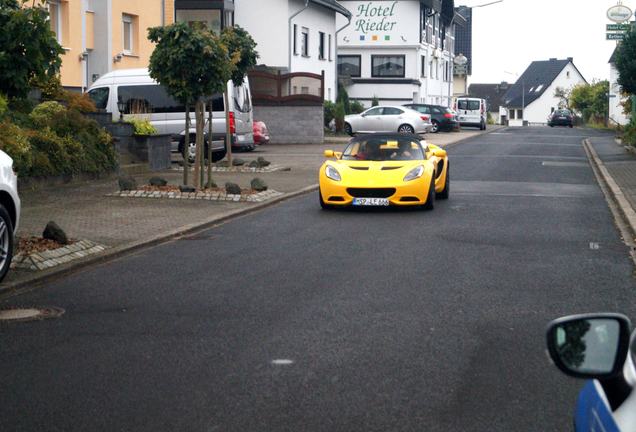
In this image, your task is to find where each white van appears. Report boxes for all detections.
[453,97,487,130]
[87,69,255,163]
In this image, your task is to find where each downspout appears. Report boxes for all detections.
[288,0,310,73]
[335,13,352,103]
[161,0,165,25]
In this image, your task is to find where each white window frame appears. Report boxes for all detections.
[301,27,309,57]
[318,31,325,60]
[122,14,134,55]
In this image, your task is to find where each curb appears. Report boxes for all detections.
[583,138,636,240]
[0,184,319,300]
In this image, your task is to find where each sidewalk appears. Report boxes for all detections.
[584,133,636,242]
[1,127,500,294]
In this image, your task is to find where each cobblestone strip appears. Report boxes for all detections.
[107,189,284,202]
[12,240,107,272]
[171,165,290,173]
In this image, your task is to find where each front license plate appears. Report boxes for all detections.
[353,198,389,206]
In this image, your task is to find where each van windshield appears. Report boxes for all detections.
[458,100,481,111]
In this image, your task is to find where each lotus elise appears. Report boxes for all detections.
[319,133,449,210]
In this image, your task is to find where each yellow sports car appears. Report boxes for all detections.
[319,133,449,210]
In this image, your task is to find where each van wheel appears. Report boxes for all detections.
[480,122,486,130]
[179,138,219,163]
[0,205,14,283]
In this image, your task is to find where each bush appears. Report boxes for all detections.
[624,117,636,147]
[29,101,66,128]
[350,100,365,114]
[128,118,157,135]
[0,121,32,174]
[0,94,8,119]
[371,95,379,107]
[337,84,350,114]
[334,102,345,132]
[324,101,336,128]
[0,103,117,178]
[58,90,96,113]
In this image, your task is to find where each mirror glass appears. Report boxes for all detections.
[553,318,621,374]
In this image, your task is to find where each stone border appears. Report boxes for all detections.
[171,164,290,173]
[12,240,107,272]
[107,189,284,203]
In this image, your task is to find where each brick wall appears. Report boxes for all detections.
[253,106,324,144]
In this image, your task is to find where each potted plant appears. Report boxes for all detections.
[129,118,171,171]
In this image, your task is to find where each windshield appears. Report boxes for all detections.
[341,136,424,161]
[458,100,480,111]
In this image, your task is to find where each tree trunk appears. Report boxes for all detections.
[193,99,205,190]
[207,98,213,188]
[183,104,190,185]
[225,89,233,166]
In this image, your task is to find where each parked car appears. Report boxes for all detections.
[546,313,636,431]
[253,121,270,145]
[87,68,256,163]
[453,97,487,130]
[344,106,432,136]
[0,150,20,283]
[548,109,574,128]
[403,104,459,133]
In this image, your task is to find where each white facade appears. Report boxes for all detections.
[609,62,630,126]
[235,0,346,102]
[508,62,586,126]
[336,0,455,108]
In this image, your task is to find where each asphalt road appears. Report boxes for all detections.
[2,127,636,431]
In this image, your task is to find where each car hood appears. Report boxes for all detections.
[325,159,428,185]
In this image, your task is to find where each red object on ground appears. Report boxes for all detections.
[253,121,270,145]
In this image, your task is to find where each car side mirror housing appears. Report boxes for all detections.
[546,313,632,379]
[324,150,335,158]
[433,148,447,158]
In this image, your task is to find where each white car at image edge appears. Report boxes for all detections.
[0,150,20,282]
[344,105,433,136]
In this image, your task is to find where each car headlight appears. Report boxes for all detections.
[325,165,341,181]
[403,165,425,182]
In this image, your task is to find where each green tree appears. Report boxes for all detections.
[553,86,570,108]
[220,26,259,167]
[148,22,232,188]
[615,28,636,96]
[0,0,64,99]
[337,83,351,114]
[569,80,609,124]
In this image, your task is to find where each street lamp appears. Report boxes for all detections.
[117,98,126,123]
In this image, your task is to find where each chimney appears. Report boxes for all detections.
[567,57,573,62]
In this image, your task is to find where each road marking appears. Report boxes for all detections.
[271,359,294,365]
[542,161,589,167]
[590,242,600,250]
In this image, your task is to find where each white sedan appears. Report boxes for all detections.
[344,105,433,136]
[0,150,20,282]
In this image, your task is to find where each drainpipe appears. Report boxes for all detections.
[288,0,310,73]
[334,13,352,103]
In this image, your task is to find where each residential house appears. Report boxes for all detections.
[503,57,587,126]
[42,0,165,91]
[468,82,510,124]
[234,0,351,102]
[336,0,459,108]
[452,5,470,96]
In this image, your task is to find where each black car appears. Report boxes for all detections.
[403,104,459,133]
[548,109,574,128]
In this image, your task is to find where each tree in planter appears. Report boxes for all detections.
[148,23,232,189]
[615,28,636,98]
[220,26,259,167]
[0,0,64,99]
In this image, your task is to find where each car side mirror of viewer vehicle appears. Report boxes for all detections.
[546,313,632,380]
[433,148,447,158]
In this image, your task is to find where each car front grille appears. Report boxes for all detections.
[347,188,396,198]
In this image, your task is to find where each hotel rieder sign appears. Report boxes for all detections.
[349,1,403,42]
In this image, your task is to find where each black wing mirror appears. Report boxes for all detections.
[546,313,632,379]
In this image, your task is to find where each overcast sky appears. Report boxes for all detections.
[463,0,621,85]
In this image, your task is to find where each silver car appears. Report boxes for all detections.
[344,105,433,136]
